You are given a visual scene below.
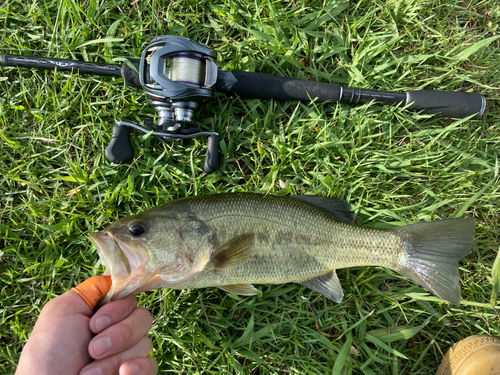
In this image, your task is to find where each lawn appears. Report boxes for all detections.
[1,0,499,373]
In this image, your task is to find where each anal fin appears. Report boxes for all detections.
[299,270,344,303]
[219,284,258,296]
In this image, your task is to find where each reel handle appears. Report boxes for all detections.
[204,134,220,173]
[105,125,134,164]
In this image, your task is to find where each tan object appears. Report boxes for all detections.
[436,335,500,374]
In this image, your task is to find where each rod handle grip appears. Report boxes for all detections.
[406,90,486,119]
[215,70,341,102]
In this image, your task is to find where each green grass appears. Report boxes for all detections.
[1,0,499,373]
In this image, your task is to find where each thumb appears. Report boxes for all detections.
[72,275,112,311]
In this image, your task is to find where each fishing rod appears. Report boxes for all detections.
[0,35,487,173]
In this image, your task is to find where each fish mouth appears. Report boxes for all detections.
[89,230,202,305]
[89,231,147,305]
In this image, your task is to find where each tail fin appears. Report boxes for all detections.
[395,218,475,306]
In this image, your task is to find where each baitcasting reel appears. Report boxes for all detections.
[105,35,221,173]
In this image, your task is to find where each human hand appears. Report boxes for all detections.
[16,276,157,375]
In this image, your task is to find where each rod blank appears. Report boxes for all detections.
[0,54,122,76]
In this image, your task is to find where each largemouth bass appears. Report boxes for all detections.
[89,193,475,306]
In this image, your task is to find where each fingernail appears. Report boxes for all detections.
[94,315,111,332]
[120,363,140,375]
[93,336,112,356]
[81,365,102,375]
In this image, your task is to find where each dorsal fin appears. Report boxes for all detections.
[299,270,344,303]
[211,233,254,270]
[293,195,353,223]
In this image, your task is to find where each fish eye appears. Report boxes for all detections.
[128,222,146,237]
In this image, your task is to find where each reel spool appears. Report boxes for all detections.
[105,35,220,173]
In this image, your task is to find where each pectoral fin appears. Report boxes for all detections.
[299,270,344,303]
[212,233,254,270]
[219,284,259,296]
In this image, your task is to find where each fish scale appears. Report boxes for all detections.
[90,193,475,306]
[189,210,404,287]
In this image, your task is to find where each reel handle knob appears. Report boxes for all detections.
[105,124,134,164]
[204,134,220,173]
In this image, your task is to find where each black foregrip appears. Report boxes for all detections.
[215,70,342,102]
[120,59,141,88]
[105,125,134,164]
[406,90,486,119]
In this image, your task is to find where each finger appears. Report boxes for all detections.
[119,357,158,375]
[90,294,138,334]
[79,336,152,375]
[89,307,152,359]
[72,276,112,311]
